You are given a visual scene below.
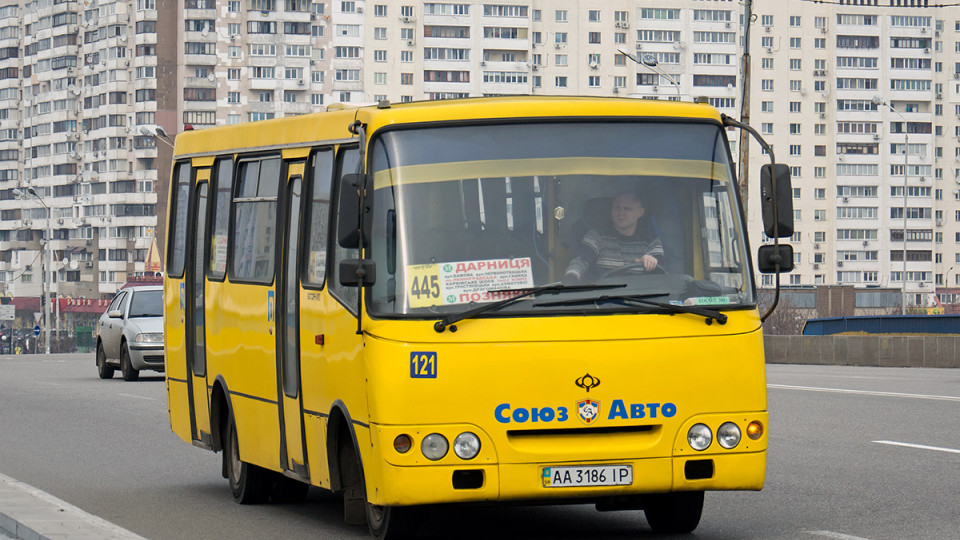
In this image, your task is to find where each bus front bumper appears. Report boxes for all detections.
[368,451,765,506]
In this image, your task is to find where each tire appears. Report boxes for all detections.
[120,344,139,381]
[96,343,114,379]
[224,412,271,504]
[366,502,420,540]
[270,474,310,504]
[338,434,419,539]
[643,491,704,534]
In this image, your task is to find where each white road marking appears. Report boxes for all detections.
[118,392,157,401]
[872,440,960,455]
[768,384,960,402]
[806,531,877,540]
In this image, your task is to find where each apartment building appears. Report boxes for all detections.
[1,0,958,320]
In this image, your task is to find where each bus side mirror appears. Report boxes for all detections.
[760,164,794,238]
[339,259,377,286]
[337,173,372,248]
[757,244,794,274]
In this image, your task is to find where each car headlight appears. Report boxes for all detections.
[134,332,164,343]
[453,432,481,460]
[717,422,742,449]
[421,433,448,461]
[687,423,712,451]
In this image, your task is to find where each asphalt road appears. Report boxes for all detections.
[0,354,957,540]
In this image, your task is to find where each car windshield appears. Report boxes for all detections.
[367,121,753,318]
[127,290,163,318]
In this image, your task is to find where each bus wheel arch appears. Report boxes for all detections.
[326,400,357,494]
[326,401,421,538]
[209,376,230,454]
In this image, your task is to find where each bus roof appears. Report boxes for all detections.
[172,97,723,158]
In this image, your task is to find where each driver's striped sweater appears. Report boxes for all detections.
[563,226,664,283]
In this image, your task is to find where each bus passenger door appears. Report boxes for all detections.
[278,161,309,479]
[185,179,212,446]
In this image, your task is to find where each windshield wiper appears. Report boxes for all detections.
[535,294,727,326]
[433,282,626,333]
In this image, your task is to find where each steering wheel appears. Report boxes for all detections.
[600,262,668,279]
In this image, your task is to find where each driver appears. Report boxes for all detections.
[563,191,664,284]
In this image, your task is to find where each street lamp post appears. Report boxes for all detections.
[617,49,682,100]
[873,96,909,315]
[639,54,682,100]
[13,187,52,354]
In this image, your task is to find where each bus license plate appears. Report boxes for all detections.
[542,465,633,488]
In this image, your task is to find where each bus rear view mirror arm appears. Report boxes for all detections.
[721,114,793,323]
[339,259,377,287]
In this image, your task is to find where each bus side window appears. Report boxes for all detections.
[328,146,361,308]
[208,157,234,280]
[230,156,281,284]
[303,148,334,288]
[167,161,193,278]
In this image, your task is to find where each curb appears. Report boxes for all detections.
[0,472,146,540]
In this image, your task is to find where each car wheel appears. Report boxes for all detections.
[96,343,114,379]
[120,344,139,381]
[224,411,271,504]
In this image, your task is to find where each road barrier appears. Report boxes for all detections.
[764,335,960,368]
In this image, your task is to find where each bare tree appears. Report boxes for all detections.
[757,289,807,335]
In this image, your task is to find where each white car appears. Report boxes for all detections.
[96,285,164,381]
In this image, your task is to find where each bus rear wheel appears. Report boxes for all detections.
[224,413,271,504]
[643,491,704,534]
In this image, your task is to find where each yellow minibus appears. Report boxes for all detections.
[164,96,793,538]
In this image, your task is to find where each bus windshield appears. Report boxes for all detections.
[368,121,753,318]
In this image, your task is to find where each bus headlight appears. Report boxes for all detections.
[687,424,712,451]
[421,433,448,461]
[453,432,480,460]
[717,422,742,449]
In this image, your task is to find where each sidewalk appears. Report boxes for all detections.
[0,472,146,540]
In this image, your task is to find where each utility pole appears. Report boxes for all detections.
[738,0,753,213]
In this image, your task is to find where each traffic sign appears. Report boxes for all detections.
[33,325,41,338]
[0,305,13,320]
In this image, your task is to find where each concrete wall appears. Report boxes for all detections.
[764,335,960,369]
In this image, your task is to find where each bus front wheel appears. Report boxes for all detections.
[366,503,420,540]
[338,436,419,539]
[224,412,271,504]
[643,491,704,534]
